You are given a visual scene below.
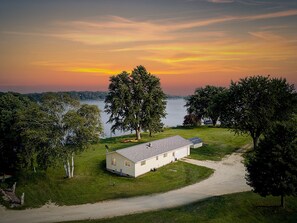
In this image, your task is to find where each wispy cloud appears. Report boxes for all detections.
[249,31,285,41]
[207,0,234,3]
[3,8,297,79]
[3,9,297,47]
[243,9,297,20]
[32,61,121,75]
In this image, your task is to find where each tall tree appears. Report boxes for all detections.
[15,102,55,171]
[0,93,34,175]
[222,76,296,149]
[185,85,225,126]
[41,93,103,178]
[105,65,166,139]
[245,121,297,208]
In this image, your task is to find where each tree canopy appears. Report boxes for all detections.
[0,93,33,174]
[185,85,225,126]
[105,65,167,139]
[40,93,103,178]
[245,121,297,207]
[0,92,103,178]
[221,76,297,149]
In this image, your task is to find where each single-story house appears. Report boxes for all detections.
[106,135,192,177]
[188,137,203,148]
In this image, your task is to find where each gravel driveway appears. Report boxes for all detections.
[0,151,251,223]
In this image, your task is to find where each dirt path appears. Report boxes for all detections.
[0,151,251,223]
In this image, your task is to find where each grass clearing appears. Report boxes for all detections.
[1,126,249,208]
[62,192,297,223]
[6,161,212,208]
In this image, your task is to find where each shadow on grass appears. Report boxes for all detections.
[97,159,124,177]
[172,125,196,130]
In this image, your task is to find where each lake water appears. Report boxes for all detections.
[82,99,187,137]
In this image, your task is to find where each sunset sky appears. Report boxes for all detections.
[0,0,297,95]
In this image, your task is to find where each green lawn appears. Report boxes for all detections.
[62,192,297,223]
[12,161,212,208]
[1,126,250,208]
[135,126,251,161]
[101,126,251,161]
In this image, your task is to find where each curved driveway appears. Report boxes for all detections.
[0,151,251,223]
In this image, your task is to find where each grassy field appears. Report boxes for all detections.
[63,192,297,223]
[1,126,250,208]
[102,126,251,161]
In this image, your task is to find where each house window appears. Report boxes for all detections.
[156,156,158,160]
[163,153,167,158]
[125,160,131,167]
[111,157,116,166]
[141,160,146,166]
[172,152,175,157]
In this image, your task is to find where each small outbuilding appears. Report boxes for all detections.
[188,137,203,148]
[106,135,192,178]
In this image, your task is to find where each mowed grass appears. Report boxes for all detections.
[62,192,297,223]
[14,161,212,208]
[141,126,251,161]
[3,126,249,208]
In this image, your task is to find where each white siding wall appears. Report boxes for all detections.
[106,152,135,177]
[106,145,191,178]
[174,145,190,159]
[134,145,190,177]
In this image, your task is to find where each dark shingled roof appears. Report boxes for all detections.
[116,135,192,163]
[188,137,203,144]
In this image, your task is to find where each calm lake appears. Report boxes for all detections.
[82,99,187,137]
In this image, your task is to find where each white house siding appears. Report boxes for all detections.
[174,145,190,159]
[106,152,135,177]
[134,145,190,177]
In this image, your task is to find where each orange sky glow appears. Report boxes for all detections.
[0,0,296,95]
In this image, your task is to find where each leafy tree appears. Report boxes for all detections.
[245,121,297,208]
[185,86,225,126]
[105,65,166,139]
[0,93,33,175]
[15,102,55,171]
[222,76,296,149]
[40,93,103,178]
[183,114,201,126]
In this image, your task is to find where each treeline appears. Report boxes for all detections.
[184,76,297,149]
[0,92,103,178]
[25,91,108,101]
[23,91,184,102]
[184,75,297,207]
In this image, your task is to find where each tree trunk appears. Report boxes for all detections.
[135,126,141,140]
[71,153,74,178]
[211,118,216,126]
[252,136,259,150]
[281,195,285,208]
[67,159,71,178]
[64,162,69,177]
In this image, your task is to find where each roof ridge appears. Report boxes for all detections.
[116,135,183,152]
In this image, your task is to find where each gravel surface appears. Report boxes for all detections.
[0,151,251,223]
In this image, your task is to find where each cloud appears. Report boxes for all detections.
[243,9,297,20]
[3,8,297,47]
[32,61,120,75]
[207,0,234,3]
[53,9,297,45]
[249,31,285,41]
